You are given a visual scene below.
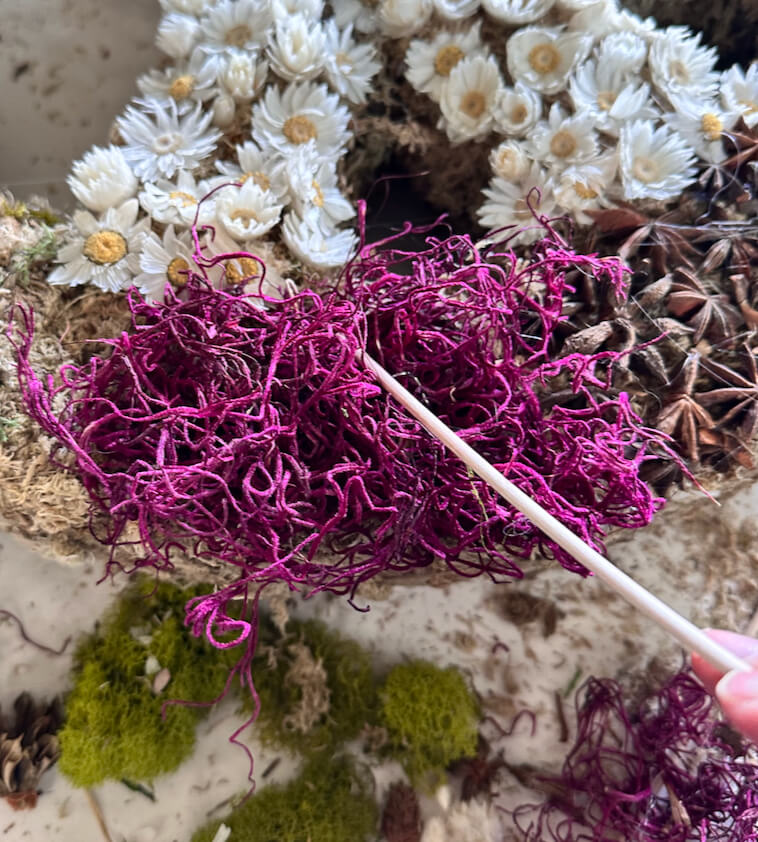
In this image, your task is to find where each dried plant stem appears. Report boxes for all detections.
[85,789,113,842]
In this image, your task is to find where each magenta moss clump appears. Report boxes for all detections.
[11,222,680,688]
[513,671,758,841]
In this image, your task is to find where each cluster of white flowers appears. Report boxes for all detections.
[53,0,758,294]
[401,0,758,242]
[55,0,381,296]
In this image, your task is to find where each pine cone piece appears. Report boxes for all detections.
[0,692,63,810]
[381,782,422,842]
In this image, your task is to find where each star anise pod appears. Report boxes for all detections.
[381,782,422,842]
[697,347,758,442]
[656,354,715,462]
[667,268,741,345]
[0,693,63,810]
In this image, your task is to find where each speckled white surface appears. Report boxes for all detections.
[0,0,159,207]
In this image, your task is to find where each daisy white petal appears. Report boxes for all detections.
[215,51,269,101]
[278,142,355,225]
[159,0,215,13]
[271,0,324,21]
[267,14,325,83]
[67,145,138,213]
[378,0,433,38]
[137,52,218,114]
[477,162,556,244]
[489,139,531,180]
[252,81,351,158]
[439,55,503,143]
[135,225,200,299]
[569,59,657,136]
[492,81,541,136]
[199,0,272,57]
[117,100,221,182]
[595,32,647,76]
[528,103,598,170]
[649,26,719,102]
[554,152,616,224]
[434,0,480,20]
[619,119,697,201]
[282,208,357,270]
[331,0,378,34]
[481,0,555,26]
[665,95,739,163]
[49,199,150,293]
[568,2,655,42]
[156,12,200,59]
[405,23,485,103]
[721,64,758,129]
[138,170,216,227]
[211,141,288,200]
[215,180,284,241]
[323,22,381,105]
[507,26,592,95]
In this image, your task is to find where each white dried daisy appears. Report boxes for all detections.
[49,199,149,293]
[528,103,598,170]
[67,145,138,213]
[721,63,758,129]
[619,120,697,201]
[156,12,200,60]
[323,21,381,105]
[215,180,284,241]
[405,23,485,103]
[138,169,216,227]
[569,60,657,136]
[117,100,221,182]
[477,163,556,244]
[213,51,270,101]
[554,152,616,223]
[481,0,555,26]
[278,143,355,225]
[665,95,739,163]
[331,0,378,34]
[267,14,325,83]
[200,0,272,57]
[211,141,288,200]
[568,3,655,42]
[648,26,719,102]
[507,26,592,95]
[434,0,480,20]
[137,52,218,114]
[271,0,324,21]
[492,81,541,136]
[135,225,200,300]
[595,31,647,76]
[252,81,351,158]
[420,798,499,842]
[378,0,433,38]
[282,208,357,270]
[489,139,531,181]
[439,55,503,143]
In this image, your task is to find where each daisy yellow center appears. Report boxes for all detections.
[225,256,259,285]
[167,256,190,287]
[283,115,318,145]
[153,132,183,155]
[495,149,520,178]
[434,45,464,77]
[241,171,270,191]
[701,112,723,141]
[169,74,195,101]
[510,103,528,124]
[550,130,577,159]
[514,196,539,220]
[82,230,127,265]
[336,51,353,72]
[169,190,198,207]
[230,209,261,228]
[225,24,252,47]
[597,90,617,111]
[461,90,487,120]
[669,59,690,84]
[312,180,325,208]
[631,155,659,184]
[573,181,598,200]
[738,97,758,114]
[528,43,560,76]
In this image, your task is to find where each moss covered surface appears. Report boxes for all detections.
[251,617,379,752]
[380,660,479,785]
[59,580,240,787]
[191,755,378,842]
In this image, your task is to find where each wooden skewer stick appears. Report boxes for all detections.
[361,352,751,675]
